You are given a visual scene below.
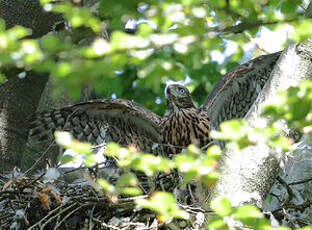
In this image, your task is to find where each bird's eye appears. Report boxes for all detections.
[179,88,186,94]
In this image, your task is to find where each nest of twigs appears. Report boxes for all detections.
[0,166,209,230]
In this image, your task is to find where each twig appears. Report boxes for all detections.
[269,192,282,203]
[288,177,312,186]
[22,172,45,189]
[272,200,312,214]
[218,0,247,20]
[25,141,56,175]
[88,205,96,230]
[54,203,88,229]
[28,202,73,230]
[93,218,120,230]
[40,202,78,230]
[207,18,299,34]
[276,176,295,205]
[62,162,107,175]
[200,141,215,151]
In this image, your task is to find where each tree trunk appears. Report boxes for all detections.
[0,0,62,38]
[267,39,312,227]
[0,0,62,172]
[0,72,48,172]
[210,39,312,208]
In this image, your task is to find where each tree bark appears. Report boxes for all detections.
[0,0,62,172]
[0,72,48,172]
[0,0,62,38]
[210,39,312,208]
[267,40,312,227]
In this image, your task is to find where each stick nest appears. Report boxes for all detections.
[0,167,209,230]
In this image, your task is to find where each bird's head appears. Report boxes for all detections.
[165,83,194,110]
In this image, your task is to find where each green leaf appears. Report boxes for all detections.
[298,227,312,230]
[207,216,227,229]
[119,187,142,196]
[116,173,138,187]
[0,72,6,83]
[210,119,254,149]
[234,205,264,219]
[55,62,72,78]
[22,40,43,64]
[277,227,292,230]
[52,2,100,32]
[54,131,92,154]
[269,136,291,152]
[290,20,312,42]
[7,26,30,40]
[105,142,122,157]
[174,154,196,173]
[233,205,271,229]
[60,154,74,164]
[213,119,248,140]
[110,31,150,50]
[97,178,116,193]
[206,145,222,158]
[136,192,189,221]
[129,154,172,176]
[210,197,233,217]
[40,0,53,4]
[280,0,302,15]
[187,144,201,155]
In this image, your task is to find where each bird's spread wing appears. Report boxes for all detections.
[200,51,281,130]
[28,99,162,153]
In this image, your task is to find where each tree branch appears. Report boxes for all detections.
[207,18,299,34]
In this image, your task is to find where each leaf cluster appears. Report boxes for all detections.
[1,0,310,114]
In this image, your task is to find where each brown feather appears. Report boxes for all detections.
[28,99,162,154]
[160,108,211,155]
[28,53,280,157]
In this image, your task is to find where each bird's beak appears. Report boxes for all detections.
[166,87,171,95]
[165,85,175,98]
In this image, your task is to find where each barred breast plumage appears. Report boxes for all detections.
[161,107,211,155]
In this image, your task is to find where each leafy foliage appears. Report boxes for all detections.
[1,0,310,113]
[136,192,190,222]
[2,0,312,228]
[208,197,312,230]
[263,80,312,131]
